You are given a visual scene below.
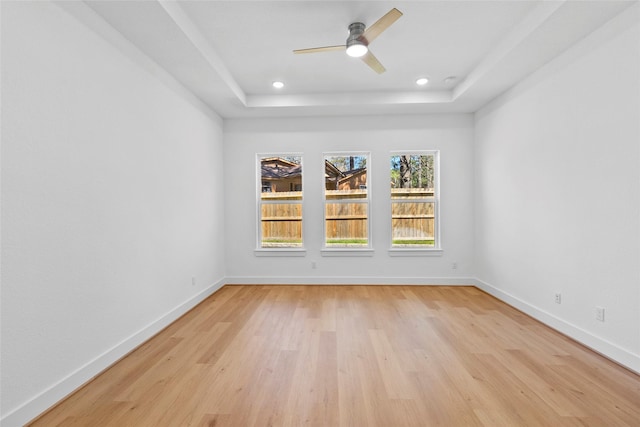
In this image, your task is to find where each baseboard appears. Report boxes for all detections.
[6,276,636,426]
[473,278,640,375]
[1,279,225,427]
[224,276,477,286]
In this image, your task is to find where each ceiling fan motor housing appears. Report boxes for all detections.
[346,22,367,47]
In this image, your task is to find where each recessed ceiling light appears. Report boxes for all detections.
[444,76,458,85]
[272,81,284,89]
[416,77,429,86]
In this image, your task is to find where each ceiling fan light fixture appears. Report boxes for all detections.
[346,42,368,58]
[346,22,368,57]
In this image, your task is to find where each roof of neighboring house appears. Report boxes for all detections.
[260,157,366,182]
[338,168,366,184]
[261,163,301,180]
[324,160,344,179]
[261,157,299,168]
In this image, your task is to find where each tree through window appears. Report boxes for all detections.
[390,152,438,248]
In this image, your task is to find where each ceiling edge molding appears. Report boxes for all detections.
[246,91,453,108]
[452,0,566,101]
[55,0,222,125]
[475,1,640,120]
[157,0,247,106]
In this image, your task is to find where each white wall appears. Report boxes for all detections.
[224,115,475,284]
[2,1,638,425]
[474,6,640,372]
[1,2,226,425]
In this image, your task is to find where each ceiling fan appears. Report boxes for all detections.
[293,8,403,74]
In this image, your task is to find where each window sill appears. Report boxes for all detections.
[388,248,443,257]
[321,248,375,257]
[254,248,307,257]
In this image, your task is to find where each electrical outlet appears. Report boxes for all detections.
[554,293,562,304]
[192,276,196,286]
[596,306,605,322]
[311,261,317,269]
[452,262,458,270]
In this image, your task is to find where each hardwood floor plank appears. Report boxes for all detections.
[368,328,417,400]
[198,413,232,427]
[28,285,640,427]
[408,367,484,426]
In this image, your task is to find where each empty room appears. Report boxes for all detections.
[1,1,639,426]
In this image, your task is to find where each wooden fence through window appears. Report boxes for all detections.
[260,189,435,243]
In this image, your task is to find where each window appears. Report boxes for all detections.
[390,152,439,250]
[257,155,303,249]
[323,153,370,249]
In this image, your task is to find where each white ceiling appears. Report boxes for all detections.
[74,0,635,118]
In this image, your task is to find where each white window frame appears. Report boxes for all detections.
[322,152,373,257]
[255,153,306,257]
[388,151,442,256]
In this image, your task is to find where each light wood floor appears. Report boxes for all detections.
[30,285,640,426]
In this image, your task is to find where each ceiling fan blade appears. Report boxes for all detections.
[361,8,403,44]
[293,45,346,54]
[360,50,386,74]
